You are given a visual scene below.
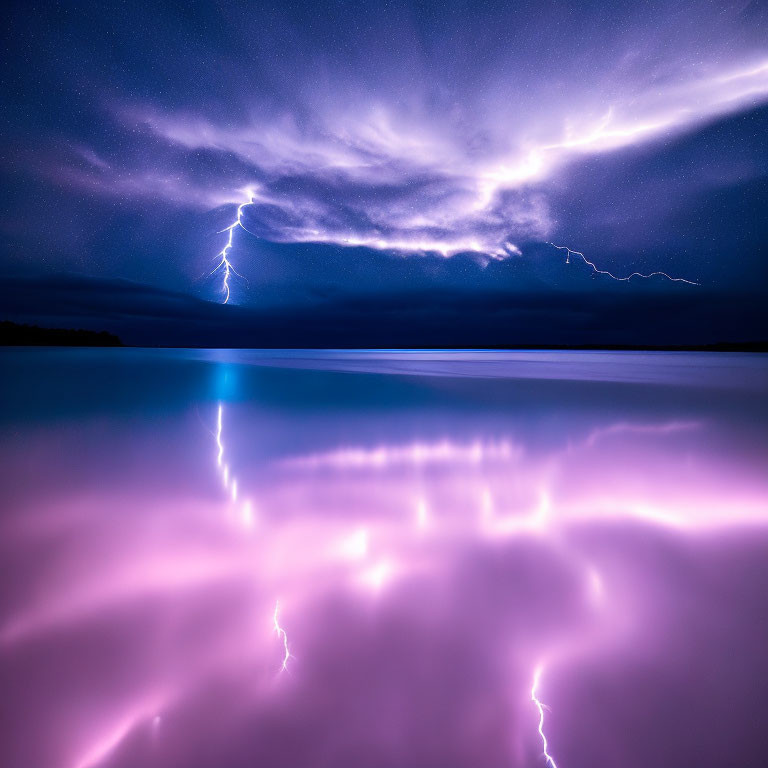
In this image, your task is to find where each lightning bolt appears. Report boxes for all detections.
[273,600,292,672]
[212,194,255,303]
[212,403,254,518]
[548,243,699,285]
[216,404,224,467]
[531,665,559,768]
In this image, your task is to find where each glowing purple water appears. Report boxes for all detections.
[1,349,767,768]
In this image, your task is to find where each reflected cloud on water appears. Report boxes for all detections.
[1,350,767,768]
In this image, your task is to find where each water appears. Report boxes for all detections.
[1,349,767,768]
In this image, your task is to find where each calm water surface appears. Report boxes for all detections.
[1,349,768,768]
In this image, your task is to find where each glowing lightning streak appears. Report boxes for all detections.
[273,600,292,672]
[531,665,559,768]
[212,195,255,303]
[216,404,224,467]
[548,243,699,285]
[213,403,254,525]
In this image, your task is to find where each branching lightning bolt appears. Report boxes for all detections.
[212,195,255,303]
[548,243,699,285]
[273,600,292,672]
[531,665,559,768]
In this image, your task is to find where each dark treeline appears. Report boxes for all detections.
[0,321,123,347]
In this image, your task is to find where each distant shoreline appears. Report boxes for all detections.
[2,321,766,352]
[485,342,768,353]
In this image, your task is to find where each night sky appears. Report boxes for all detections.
[2,0,767,346]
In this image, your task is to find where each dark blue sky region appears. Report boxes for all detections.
[1,0,767,345]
